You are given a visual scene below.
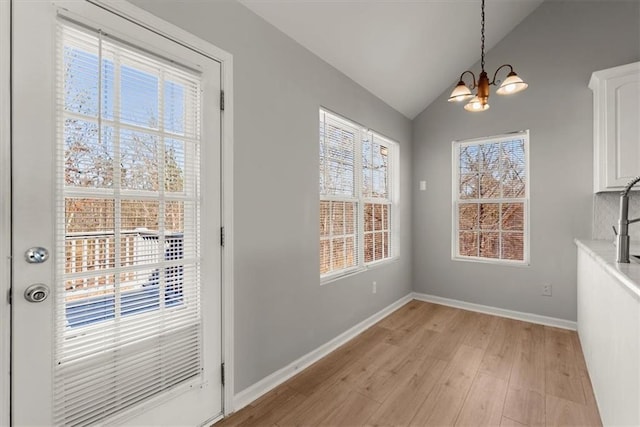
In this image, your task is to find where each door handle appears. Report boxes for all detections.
[24,283,49,303]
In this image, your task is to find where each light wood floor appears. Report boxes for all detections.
[216,300,602,426]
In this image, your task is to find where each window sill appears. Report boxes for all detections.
[452,255,530,267]
[320,256,400,286]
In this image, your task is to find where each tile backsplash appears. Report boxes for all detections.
[593,192,640,241]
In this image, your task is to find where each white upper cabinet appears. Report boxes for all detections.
[590,62,640,192]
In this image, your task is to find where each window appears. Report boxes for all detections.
[452,131,529,264]
[319,109,398,279]
[56,21,204,424]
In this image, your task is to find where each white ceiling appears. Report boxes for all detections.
[240,0,544,119]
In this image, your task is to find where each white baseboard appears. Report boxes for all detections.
[232,293,413,412]
[412,292,577,330]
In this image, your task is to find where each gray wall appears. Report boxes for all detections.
[130,0,413,392]
[412,0,640,322]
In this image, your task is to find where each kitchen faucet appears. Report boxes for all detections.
[616,175,640,263]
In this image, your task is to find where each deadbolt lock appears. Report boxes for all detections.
[24,283,49,303]
[25,247,49,264]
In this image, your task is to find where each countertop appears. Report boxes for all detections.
[575,239,640,300]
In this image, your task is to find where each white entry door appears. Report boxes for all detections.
[12,1,223,425]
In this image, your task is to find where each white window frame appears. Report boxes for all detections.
[451,130,530,266]
[320,108,399,284]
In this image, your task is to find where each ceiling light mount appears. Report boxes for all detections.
[448,0,528,111]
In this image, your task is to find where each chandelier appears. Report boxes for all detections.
[448,0,528,111]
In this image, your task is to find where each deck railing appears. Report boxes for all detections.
[64,229,182,292]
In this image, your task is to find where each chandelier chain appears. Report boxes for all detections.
[480,0,485,71]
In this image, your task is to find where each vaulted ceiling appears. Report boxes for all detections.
[240,0,544,118]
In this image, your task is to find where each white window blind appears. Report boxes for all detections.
[319,109,398,279]
[55,21,203,426]
[319,111,359,275]
[362,134,392,263]
[452,131,529,264]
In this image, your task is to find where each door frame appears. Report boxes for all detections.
[1,1,11,426]
[5,0,235,421]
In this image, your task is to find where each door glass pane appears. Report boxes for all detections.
[56,22,204,426]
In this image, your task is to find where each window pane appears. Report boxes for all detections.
[320,240,330,274]
[165,139,185,192]
[101,59,115,121]
[459,231,478,257]
[65,198,115,234]
[362,136,372,197]
[165,201,185,233]
[502,203,524,231]
[320,200,357,274]
[65,274,116,326]
[479,203,499,230]
[63,46,99,117]
[345,237,355,268]
[480,232,500,258]
[373,204,383,231]
[326,160,354,196]
[502,232,524,260]
[364,233,373,263]
[459,145,479,174]
[120,64,159,129]
[64,120,114,188]
[344,202,355,234]
[372,170,387,198]
[458,203,478,230]
[319,155,326,194]
[320,201,330,237]
[321,119,356,198]
[364,203,374,232]
[331,201,345,235]
[332,239,345,270]
[383,231,389,258]
[479,171,501,198]
[120,130,159,191]
[502,139,526,198]
[121,200,159,231]
[374,232,383,260]
[459,173,478,199]
[65,235,115,278]
[164,80,185,134]
[478,143,499,172]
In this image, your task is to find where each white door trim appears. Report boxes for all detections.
[1,0,11,425]
[87,0,236,416]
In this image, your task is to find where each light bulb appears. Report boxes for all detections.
[464,96,490,112]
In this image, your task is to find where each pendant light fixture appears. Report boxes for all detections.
[448,0,528,111]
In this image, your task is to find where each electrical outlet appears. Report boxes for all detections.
[542,284,552,296]
[372,281,377,294]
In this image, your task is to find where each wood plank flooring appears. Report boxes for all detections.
[215,300,602,427]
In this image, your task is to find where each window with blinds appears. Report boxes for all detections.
[453,131,529,264]
[55,21,203,425]
[319,109,398,279]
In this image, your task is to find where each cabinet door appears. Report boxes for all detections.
[605,73,640,189]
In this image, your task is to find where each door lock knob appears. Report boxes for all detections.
[24,284,49,303]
